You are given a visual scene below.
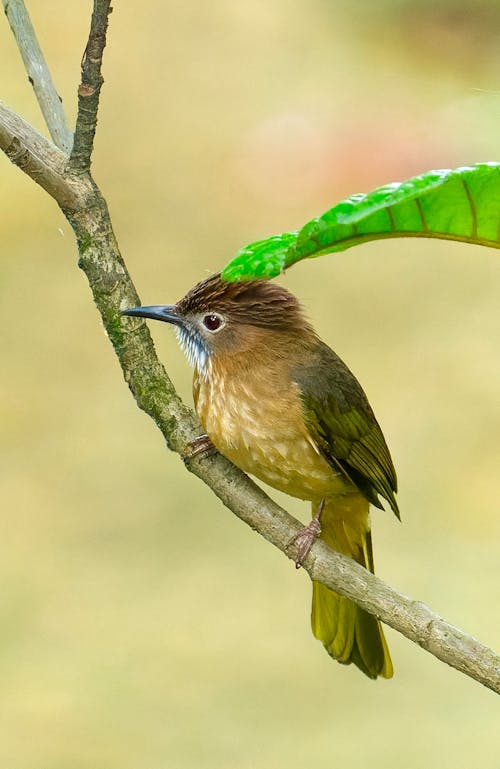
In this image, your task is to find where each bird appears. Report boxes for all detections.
[122,273,399,679]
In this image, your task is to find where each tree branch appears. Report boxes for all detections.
[3,0,72,153]
[69,0,112,172]
[2,0,499,696]
[0,100,80,208]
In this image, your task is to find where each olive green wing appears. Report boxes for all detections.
[293,342,400,519]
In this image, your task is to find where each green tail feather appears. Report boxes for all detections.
[311,500,393,679]
[312,581,392,678]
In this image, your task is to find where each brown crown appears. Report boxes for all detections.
[177,274,308,330]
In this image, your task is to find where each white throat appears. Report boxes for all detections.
[176,326,211,378]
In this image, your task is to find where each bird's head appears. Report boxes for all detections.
[122,273,311,374]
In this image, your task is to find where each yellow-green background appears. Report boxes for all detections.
[1,1,499,767]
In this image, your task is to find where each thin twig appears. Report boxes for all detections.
[3,0,72,153]
[69,0,111,172]
[2,0,499,696]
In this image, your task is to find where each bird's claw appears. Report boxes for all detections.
[183,434,217,461]
[287,517,322,569]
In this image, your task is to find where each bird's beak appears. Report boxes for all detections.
[121,304,184,326]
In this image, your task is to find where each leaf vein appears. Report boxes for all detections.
[461,178,478,239]
[415,198,428,232]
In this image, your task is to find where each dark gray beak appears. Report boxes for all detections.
[121,304,183,325]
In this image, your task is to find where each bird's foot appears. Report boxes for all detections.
[183,433,216,461]
[287,518,322,569]
[287,500,325,569]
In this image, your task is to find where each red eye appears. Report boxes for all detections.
[203,313,222,331]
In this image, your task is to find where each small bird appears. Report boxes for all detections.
[123,273,399,679]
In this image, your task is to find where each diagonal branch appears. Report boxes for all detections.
[2,0,499,697]
[0,100,80,208]
[69,0,112,172]
[3,0,72,153]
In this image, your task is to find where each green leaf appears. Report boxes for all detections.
[221,163,500,281]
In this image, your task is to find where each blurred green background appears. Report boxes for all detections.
[1,1,499,767]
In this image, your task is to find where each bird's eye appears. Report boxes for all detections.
[202,313,223,332]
